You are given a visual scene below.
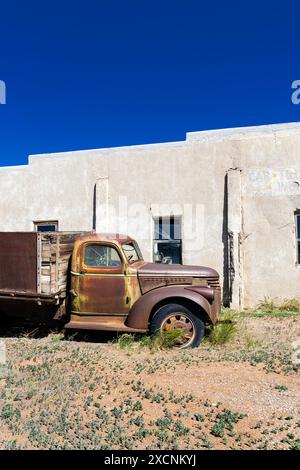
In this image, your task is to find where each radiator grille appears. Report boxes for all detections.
[207,277,220,289]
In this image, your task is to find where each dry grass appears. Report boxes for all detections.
[256,296,300,314]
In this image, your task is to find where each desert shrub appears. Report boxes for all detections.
[209,310,237,345]
[278,298,300,312]
[117,334,136,352]
[257,296,278,313]
[117,329,184,354]
[255,296,300,315]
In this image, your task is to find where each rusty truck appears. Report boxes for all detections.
[0,231,221,348]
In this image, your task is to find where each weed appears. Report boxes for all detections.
[290,439,300,450]
[118,329,185,354]
[117,334,136,352]
[257,296,278,313]
[274,385,288,392]
[209,310,237,345]
[251,297,300,317]
[211,409,244,438]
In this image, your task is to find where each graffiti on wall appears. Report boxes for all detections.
[246,167,300,196]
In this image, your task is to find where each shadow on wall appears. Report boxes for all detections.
[92,183,96,230]
[222,174,231,307]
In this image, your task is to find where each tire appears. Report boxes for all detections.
[149,303,205,349]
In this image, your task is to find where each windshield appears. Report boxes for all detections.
[122,241,143,263]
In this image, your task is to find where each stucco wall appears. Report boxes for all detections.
[1,122,300,307]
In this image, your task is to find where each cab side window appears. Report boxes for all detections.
[84,245,122,268]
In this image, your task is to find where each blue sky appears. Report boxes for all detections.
[0,0,299,166]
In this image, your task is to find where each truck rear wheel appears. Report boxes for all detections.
[150,303,205,349]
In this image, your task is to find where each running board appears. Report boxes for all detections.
[64,320,147,333]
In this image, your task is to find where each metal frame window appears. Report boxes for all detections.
[295,211,300,264]
[153,215,182,264]
[83,244,122,268]
[34,221,58,232]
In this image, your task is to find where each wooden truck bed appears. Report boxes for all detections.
[0,231,87,302]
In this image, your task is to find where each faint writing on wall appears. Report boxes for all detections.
[246,167,300,196]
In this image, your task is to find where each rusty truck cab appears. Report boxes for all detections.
[68,234,145,331]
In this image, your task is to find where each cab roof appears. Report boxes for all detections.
[75,233,135,245]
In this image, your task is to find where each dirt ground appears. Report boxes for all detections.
[0,315,299,450]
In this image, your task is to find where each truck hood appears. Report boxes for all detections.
[137,262,218,278]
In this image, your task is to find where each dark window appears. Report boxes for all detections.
[34,221,58,232]
[295,212,300,264]
[153,216,182,264]
[84,245,121,268]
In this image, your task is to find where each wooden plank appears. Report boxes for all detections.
[50,262,56,290]
[41,267,51,276]
[37,232,41,294]
[59,234,82,244]
[58,272,68,280]
[41,283,51,293]
[58,260,70,270]
[58,272,68,281]
[59,245,75,254]
[58,255,72,264]
[55,234,60,294]
[40,231,88,294]
[35,231,89,295]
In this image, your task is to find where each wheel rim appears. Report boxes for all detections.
[161,312,195,348]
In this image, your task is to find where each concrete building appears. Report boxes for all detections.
[1,122,300,309]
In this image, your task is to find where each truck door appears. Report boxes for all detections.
[78,242,128,315]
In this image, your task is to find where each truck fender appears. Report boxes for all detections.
[125,285,212,331]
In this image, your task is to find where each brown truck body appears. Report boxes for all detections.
[0,232,221,347]
[0,231,86,321]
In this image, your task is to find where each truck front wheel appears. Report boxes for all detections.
[149,303,205,349]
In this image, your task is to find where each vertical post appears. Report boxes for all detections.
[95,177,109,233]
[36,232,41,294]
[227,168,243,309]
[55,233,60,293]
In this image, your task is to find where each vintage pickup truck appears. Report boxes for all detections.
[0,232,221,348]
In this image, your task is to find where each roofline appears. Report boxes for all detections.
[29,122,300,162]
[28,139,185,163]
[186,122,300,141]
[3,122,300,168]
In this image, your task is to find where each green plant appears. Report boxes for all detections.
[117,334,136,352]
[211,409,244,438]
[274,385,288,392]
[290,439,300,450]
[117,329,185,354]
[155,329,185,349]
[209,310,237,345]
